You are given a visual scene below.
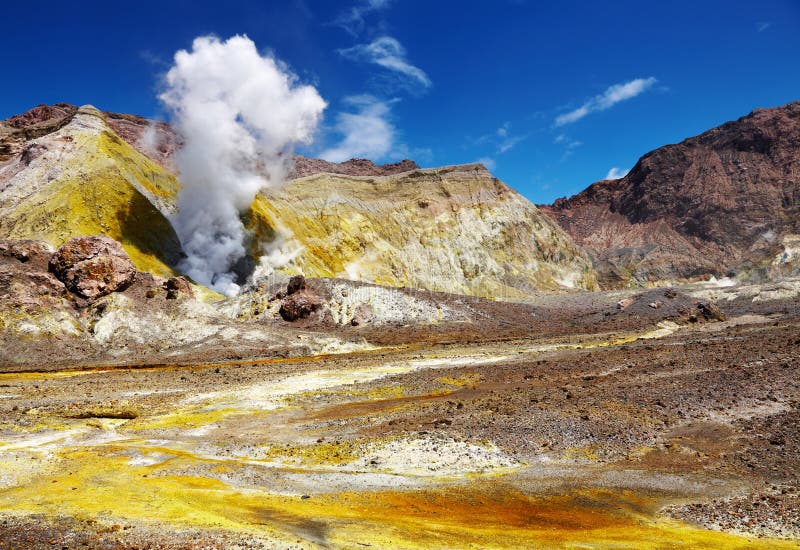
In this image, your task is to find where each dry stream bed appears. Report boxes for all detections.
[0,317,799,548]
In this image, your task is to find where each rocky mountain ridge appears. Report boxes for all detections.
[0,104,596,298]
[1,104,419,179]
[542,100,800,288]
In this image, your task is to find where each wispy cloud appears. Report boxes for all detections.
[757,21,772,32]
[319,95,397,162]
[555,77,657,126]
[339,36,432,91]
[495,122,527,153]
[334,0,392,36]
[605,167,630,180]
[474,122,527,155]
[554,133,582,161]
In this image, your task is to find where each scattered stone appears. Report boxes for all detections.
[286,275,306,295]
[617,298,634,310]
[164,276,193,300]
[49,236,136,300]
[696,301,725,322]
[648,300,662,309]
[350,304,374,326]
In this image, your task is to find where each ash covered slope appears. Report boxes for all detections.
[249,164,598,298]
[0,105,182,277]
[542,101,800,288]
[1,103,596,298]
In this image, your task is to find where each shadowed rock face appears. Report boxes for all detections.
[542,100,800,288]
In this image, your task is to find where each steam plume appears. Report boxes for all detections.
[160,35,326,295]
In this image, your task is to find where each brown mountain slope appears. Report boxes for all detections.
[541,100,800,288]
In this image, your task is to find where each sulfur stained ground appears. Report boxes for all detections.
[0,300,799,548]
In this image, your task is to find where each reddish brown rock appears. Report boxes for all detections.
[286,275,307,295]
[542,100,800,288]
[0,104,77,161]
[49,236,136,300]
[288,156,419,179]
[279,278,324,321]
[164,276,193,300]
[0,240,53,267]
[0,239,69,315]
[4,104,77,130]
[104,112,180,169]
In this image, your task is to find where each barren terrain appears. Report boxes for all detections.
[1,280,799,548]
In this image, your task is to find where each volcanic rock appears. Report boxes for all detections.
[350,304,374,326]
[289,156,419,179]
[49,236,136,300]
[0,239,68,315]
[542,100,800,288]
[279,277,324,321]
[0,240,52,266]
[2,104,593,298]
[286,275,307,295]
[0,105,184,277]
[164,276,193,300]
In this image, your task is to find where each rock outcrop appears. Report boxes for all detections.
[0,105,184,278]
[279,275,324,321]
[2,104,596,299]
[0,239,70,319]
[542,100,800,288]
[49,236,136,300]
[288,156,419,179]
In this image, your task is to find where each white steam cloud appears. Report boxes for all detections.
[319,95,395,162]
[160,35,326,296]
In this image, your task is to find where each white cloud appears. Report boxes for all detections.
[339,36,432,90]
[605,167,630,180]
[320,95,396,162]
[334,0,392,36]
[474,122,526,155]
[497,134,526,154]
[555,77,657,126]
[554,133,582,161]
[757,21,772,32]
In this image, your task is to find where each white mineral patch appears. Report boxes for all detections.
[186,353,512,412]
[345,436,520,477]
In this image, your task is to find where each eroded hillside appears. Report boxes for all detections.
[542,101,800,288]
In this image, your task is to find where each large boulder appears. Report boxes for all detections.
[49,236,136,300]
[279,276,324,321]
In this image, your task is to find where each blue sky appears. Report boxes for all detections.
[2,0,799,203]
